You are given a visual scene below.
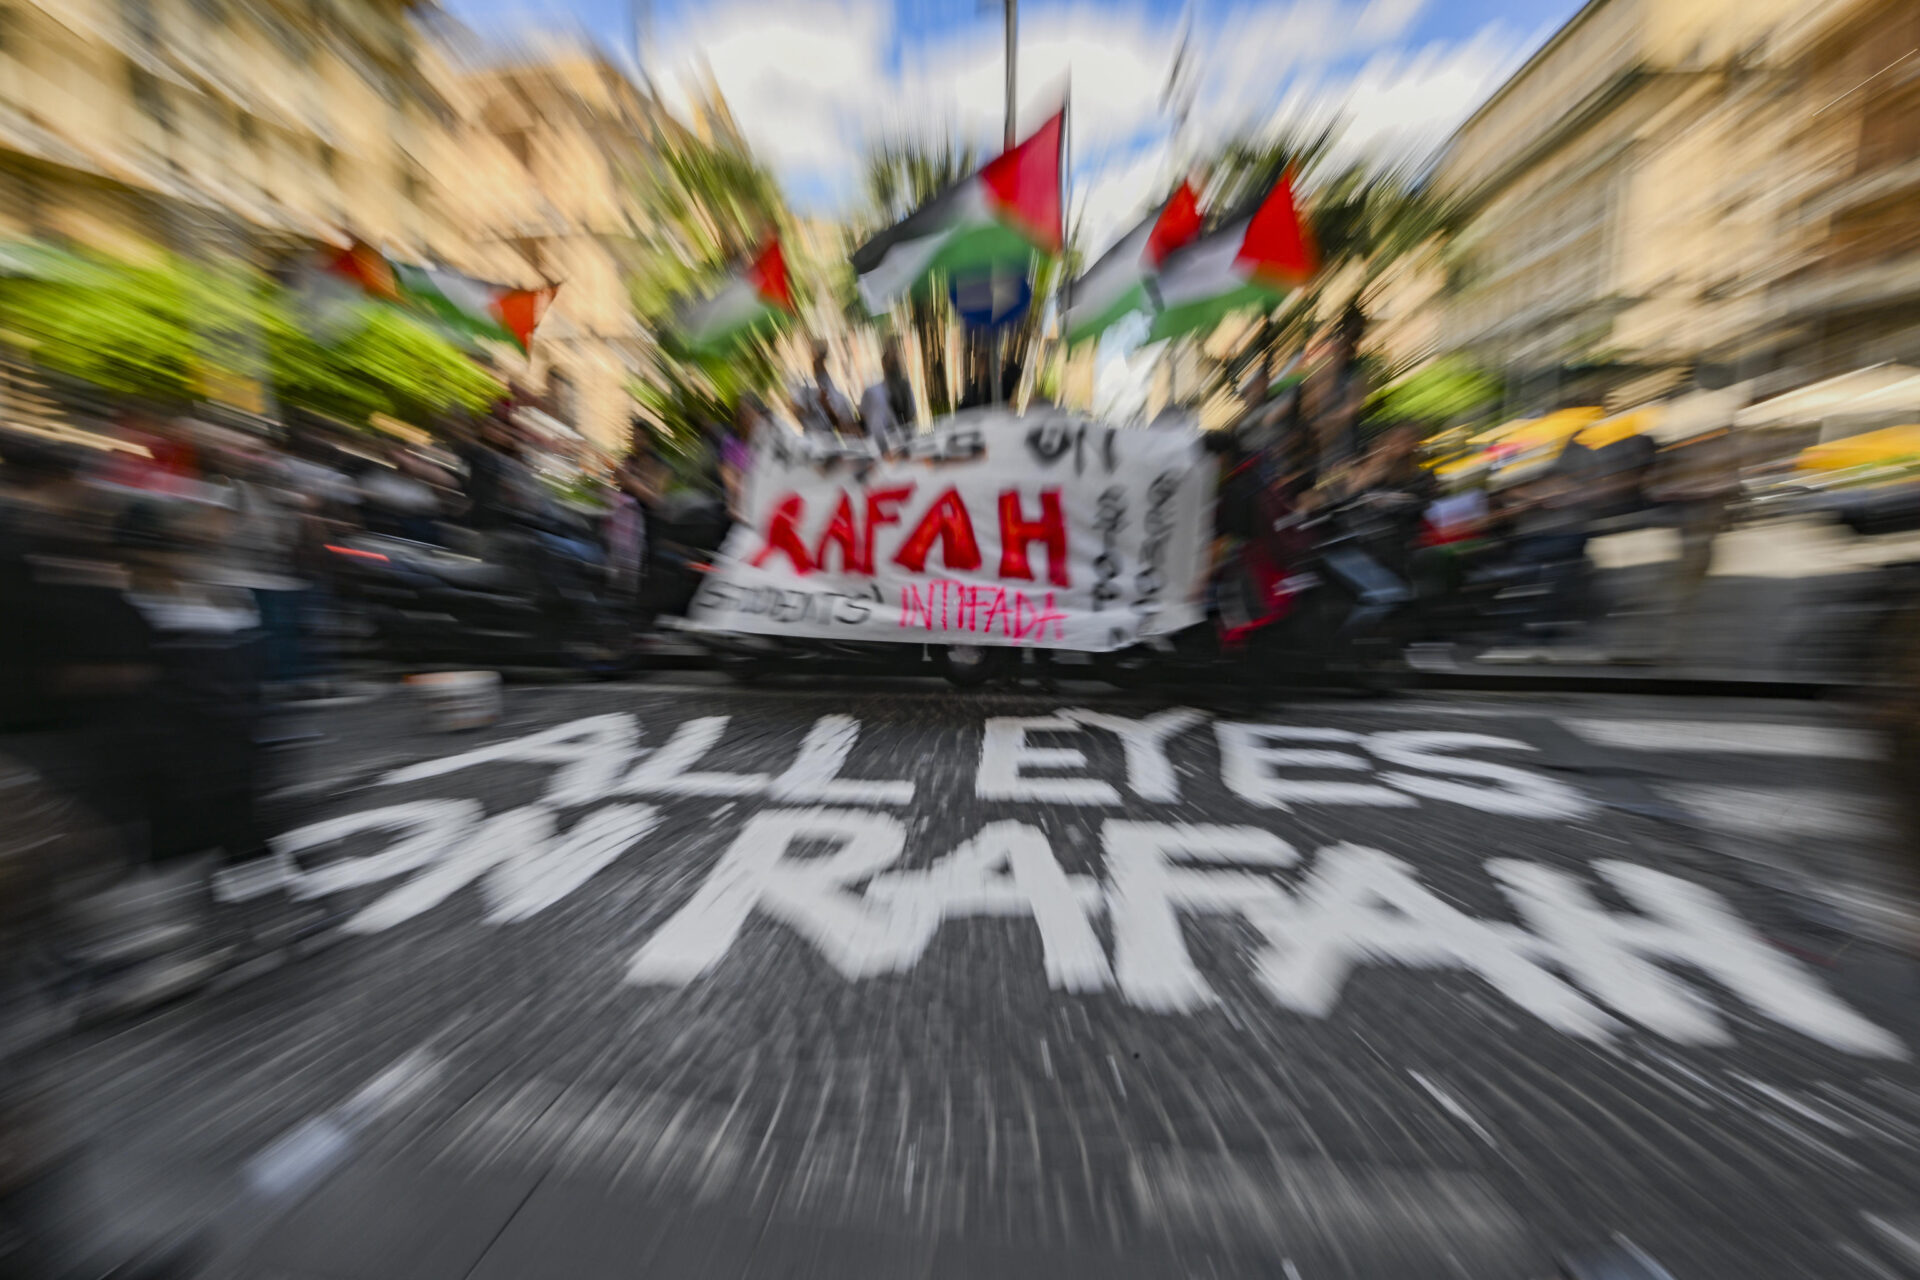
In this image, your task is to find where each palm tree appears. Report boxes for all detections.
[1193,129,1459,393]
[856,134,1087,416]
[626,124,797,458]
[855,137,979,416]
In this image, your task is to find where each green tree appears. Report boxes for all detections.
[268,300,502,428]
[1366,355,1500,425]
[856,136,979,415]
[0,247,261,406]
[1191,130,1459,393]
[0,245,498,429]
[627,125,797,460]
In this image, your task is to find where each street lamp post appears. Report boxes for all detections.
[1003,0,1017,150]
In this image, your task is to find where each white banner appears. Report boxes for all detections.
[687,409,1215,651]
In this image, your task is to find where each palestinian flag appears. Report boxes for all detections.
[1146,170,1315,342]
[852,111,1064,314]
[1061,180,1201,345]
[393,262,557,354]
[675,238,795,353]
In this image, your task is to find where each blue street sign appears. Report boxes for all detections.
[950,268,1032,330]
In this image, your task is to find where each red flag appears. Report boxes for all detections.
[325,238,400,301]
[979,111,1065,253]
[744,238,795,313]
[1236,169,1317,287]
[1146,181,1203,266]
[494,285,558,352]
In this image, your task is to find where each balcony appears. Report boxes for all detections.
[1789,154,1920,228]
[1771,253,1920,318]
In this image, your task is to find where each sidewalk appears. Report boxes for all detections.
[1424,515,1920,694]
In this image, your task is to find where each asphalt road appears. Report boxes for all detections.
[46,678,1920,1280]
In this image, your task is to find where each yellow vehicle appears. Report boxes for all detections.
[1794,423,1920,475]
[1432,407,1605,489]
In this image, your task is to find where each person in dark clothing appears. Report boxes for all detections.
[1477,438,1605,654]
[859,339,917,451]
[1000,354,1024,406]
[1349,424,1436,517]
[457,410,526,531]
[0,434,156,802]
[1305,305,1369,484]
[957,336,995,410]
[0,434,87,731]
[606,445,658,626]
[114,503,269,867]
[1592,432,1657,520]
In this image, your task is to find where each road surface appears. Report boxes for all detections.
[49,678,1920,1279]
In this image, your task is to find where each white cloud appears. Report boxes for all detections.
[644,0,1536,216]
[1093,311,1156,421]
[1305,27,1528,164]
[863,8,1176,158]
[652,0,891,185]
[1073,143,1168,255]
[1356,0,1428,43]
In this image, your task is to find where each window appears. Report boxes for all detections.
[373,66,402,107]
[548,369,576,426]
[129,64,172,131]
[258,12,310,63]
[120,0,159,50]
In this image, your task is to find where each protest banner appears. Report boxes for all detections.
[687,410,1215,651]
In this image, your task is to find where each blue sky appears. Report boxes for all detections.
[448,0,1584,246]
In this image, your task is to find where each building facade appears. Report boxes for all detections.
[436,43,771,451]
[1432,0,1916,411]
[1753,0,1920,381]
[0,0,469,266]
[0,4,763,450]
[438,48,661,450]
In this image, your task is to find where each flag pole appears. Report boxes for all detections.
[991,0,1018,407]
[1003,0,1018,150]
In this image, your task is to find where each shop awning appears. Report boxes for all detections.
[1735,365,1920,428]
[1821,375,1920,426]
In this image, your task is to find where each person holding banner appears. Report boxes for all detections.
[722,395,767,521]
[794,340,857,442]
[858,338,916,456]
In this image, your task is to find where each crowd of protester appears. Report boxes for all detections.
[1210,317,1752,666]
[0,404,518,1001]
[0,390,627,1273]
[0,342,1761,1024]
